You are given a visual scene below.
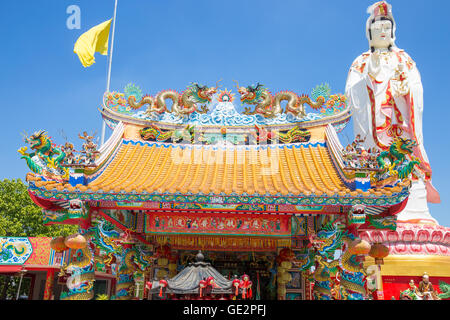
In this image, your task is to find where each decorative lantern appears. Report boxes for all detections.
[50,236,68,252]
[159,279,168,297]
[199,279,207,297]
[232,278,240,296]
[240,274,251,299]
[348,238,371,256]
[168,263,177,272]
[64,234,87,249]
[369,242,389,265]
[156,269,168,279]
[206,276,219,289]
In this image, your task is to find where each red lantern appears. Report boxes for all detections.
[206,276,219,288]
[159,279,168,297]
[199,279,207,297]
[64,234,87,249]
[232,278,240,296]
[50,236,68,252]
[240,274,251,299]
[369,243,389,265]
[348,238,371,256]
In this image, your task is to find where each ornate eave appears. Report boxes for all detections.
[27,175,410,207]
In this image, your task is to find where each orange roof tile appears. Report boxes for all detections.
[82,140,345,196]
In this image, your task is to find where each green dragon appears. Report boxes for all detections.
[373,137,420,183]
[294,217,368,300]
[438,280,450,299]
[116,244,155,300]
[18,130,69,179]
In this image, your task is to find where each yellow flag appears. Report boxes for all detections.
[74,19,112,67]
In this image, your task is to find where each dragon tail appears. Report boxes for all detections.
[20,155,42,174]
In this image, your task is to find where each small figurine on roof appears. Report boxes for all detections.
[79,131,100,165]
[62,142,76,165]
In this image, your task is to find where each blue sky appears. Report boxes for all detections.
[1,0,449,226]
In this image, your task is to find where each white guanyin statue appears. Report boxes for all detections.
[345,1,441,224]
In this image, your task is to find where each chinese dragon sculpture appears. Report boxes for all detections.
[115,239,155,300]
[234,81,325,118]
[90,219,122,267]
[372,137,420,185]
[59,243,95,300]
[438,281,450,300]
[18,130,69,180]
[294,217,368,300]
[252,125,311,143]
[140,124,195,143]
[127,81,221,116]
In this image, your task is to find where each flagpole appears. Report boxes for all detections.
[101,0,118,146]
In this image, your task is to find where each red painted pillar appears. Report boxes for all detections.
[43,269,55,300]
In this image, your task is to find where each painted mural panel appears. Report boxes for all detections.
[145,212,291,237]
[0,238,33,265]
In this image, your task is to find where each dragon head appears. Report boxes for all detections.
[188,80,221,104]
[25,130,49,150]
[234,80,265,104]
[395,138,417,155]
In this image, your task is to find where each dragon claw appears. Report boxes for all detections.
[18,146,28,156]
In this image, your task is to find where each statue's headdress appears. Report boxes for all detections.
[366,1,396,48]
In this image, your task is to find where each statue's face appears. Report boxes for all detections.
[423,276,429,283]
[370,19,393,49]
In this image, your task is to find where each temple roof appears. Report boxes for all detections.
[82,140,342,196]
[25,122,411,207]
